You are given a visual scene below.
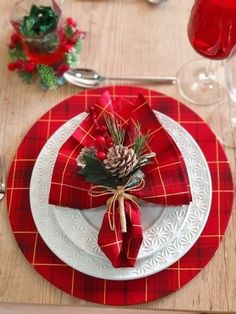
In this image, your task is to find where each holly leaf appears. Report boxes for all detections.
[80,155,118,188]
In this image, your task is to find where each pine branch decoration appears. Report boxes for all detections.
[104,115,126,145]
[18,71,35,84]
[66,51,78,67]
[37,64,58,90]
[9,47,25,62]
[132,124,151,156]
[74,37,83,54]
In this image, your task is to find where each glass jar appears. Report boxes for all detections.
[10,0,64,61]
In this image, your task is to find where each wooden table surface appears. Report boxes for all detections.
[0,0,235,312]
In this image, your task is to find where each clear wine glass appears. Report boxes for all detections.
[177,0,236,106]
[209,45,236,148]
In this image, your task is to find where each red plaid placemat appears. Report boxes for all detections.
[6,86,234,305]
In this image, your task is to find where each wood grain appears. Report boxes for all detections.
[0,303,206,314]
[0,0,235,312]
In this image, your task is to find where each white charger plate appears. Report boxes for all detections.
[30,111,212,280]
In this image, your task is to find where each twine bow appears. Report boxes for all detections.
[89,177,145,233]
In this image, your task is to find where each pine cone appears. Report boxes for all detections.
[103,145,138,179]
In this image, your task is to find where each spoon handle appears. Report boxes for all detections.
[106,75,176,84]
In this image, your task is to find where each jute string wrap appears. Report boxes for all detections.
[88,178,145,233]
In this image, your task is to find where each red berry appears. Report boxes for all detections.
[106,139,113,148]
[96,135,106,147]
[11,33,21,44]
[56,64,69,76]
[97,151,106,161]
[68,37,76,45]
[25,61,36,73]
[8,42,16,49]
[63,44,74,52]
[15,59,25,70]
[8,62,17,71]
[67,17,77,28]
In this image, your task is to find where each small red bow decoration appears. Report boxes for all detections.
[49,91,192,268]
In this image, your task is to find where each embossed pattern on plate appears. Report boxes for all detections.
[30,111,212,280]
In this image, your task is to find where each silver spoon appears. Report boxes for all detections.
[63,68,176,88]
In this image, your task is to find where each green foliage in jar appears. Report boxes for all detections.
[20,5,59,38]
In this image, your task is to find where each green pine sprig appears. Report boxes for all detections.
[9,46,25,62]
[66,51,78,67]
[65,38,83,67]
[74,37,83,54]
[132,124,151,156]
[18,71,35,84]
[104,115,126,145]
[37,64,58,90]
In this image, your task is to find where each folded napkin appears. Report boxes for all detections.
[49,91,192,268]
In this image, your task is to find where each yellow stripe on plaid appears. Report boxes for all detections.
[99,240,123,249]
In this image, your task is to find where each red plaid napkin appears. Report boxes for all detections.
[49,91,192,267]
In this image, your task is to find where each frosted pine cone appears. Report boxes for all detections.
[103,145,138,179]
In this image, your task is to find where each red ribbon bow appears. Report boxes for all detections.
[49,91,192,268]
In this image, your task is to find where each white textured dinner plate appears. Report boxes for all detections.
[30,111,212,280]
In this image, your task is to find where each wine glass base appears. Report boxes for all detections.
[208,100,236,148]
[177,59,226,106]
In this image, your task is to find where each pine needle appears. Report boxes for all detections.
[74,37,83,54]
[104,115,126,145]
[37,64,58,90]
[66,51,79,67]
[132,124,151,156]
[9,46,25,61]
[18,71,35,84]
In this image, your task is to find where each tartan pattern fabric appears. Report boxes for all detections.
[48,91,192,267]
[6,86,234,305]
[98,200,143,267]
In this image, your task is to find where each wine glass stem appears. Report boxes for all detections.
[203,61,213,81]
